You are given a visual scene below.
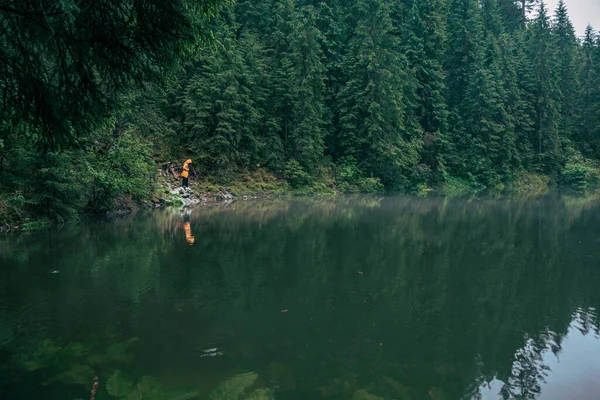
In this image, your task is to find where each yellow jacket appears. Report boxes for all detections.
[180,159,192,178]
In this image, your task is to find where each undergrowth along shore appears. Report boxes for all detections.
[1,160,600,233]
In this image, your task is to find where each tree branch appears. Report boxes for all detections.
[0,5,65,17]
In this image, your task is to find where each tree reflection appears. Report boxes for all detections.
[1,196,600,399]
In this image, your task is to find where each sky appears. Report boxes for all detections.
[545,0,600,36]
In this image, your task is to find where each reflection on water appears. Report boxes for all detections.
[1,196,600,400]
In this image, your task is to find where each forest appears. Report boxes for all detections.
[1,0,600,224]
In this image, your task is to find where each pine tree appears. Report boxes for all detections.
[527,1,563,174]
[444,0,484,177]
[579,25,600,157]
[483,0,521,177]
[516,0,539,28]
[403,0,449,185]
[288,5,327,171]
[338,0,419,188]
[497,33,533,172]
[497,0,523,32]
[0,0,230,148]
[463,37,514,186]
[182,13,266,174]
[552,0,580,144]
[445,0,484,109]
[267,0,299,162]
[313,0,347,160]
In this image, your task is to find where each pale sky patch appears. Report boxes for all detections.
[544,0,600,37]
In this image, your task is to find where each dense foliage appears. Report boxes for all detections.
[155,0,600,192]
[2,0,600,223]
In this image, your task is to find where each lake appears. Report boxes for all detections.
[1,196,600,400]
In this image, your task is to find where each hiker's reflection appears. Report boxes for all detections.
[183,221,195,245]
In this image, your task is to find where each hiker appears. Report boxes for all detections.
[180,159,192,187]
[183,221,195,245]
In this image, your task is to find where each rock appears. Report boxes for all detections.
[216,191,234,201]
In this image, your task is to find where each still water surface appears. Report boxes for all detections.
[1,196,600,400]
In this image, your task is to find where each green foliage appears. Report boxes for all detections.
[338,0,420,189]
[0,0,231,148]
[35,151,85,223]
[444,176,479,198]
[283,159,311,189]
[511,172,551,196]
[3,0,600,224]
[559,162,600,191]
[335,157,384,194]
[85,130,156,213]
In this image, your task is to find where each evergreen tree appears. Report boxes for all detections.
[444,0,484,177]
[181,13,266,174]
[579,25,600,157]
[516,0,539,28]
[497,0,524,32]
[527,1,563,174]
[267,0,299,161]
[403,0,449,185]
[288,5,327,171]
[338,0,419,188]
[463,37,514,185]
[552,0,580,143]
[0,0,230,148]
[445,0,484,108]
[313,0,347,159]
[497,33,534,171]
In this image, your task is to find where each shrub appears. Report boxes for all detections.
[560,163,600,191]
[283,159,310,189]
[335,156,384,193]
[85,130,156,213]
[444,176,476,198]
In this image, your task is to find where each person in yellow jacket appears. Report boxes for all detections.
[180,159,192,187]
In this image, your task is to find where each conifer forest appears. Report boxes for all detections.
[1,0,600,222]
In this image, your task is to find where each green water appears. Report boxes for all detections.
[1,196,600,400]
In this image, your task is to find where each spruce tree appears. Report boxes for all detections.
[579,26,600,157]
[463,37,514,186]
[527,1,563,174]
[516,0,539,28]
[444,0,484,177]
[181,13,265,174]
[288,5,327,171]
[0,0,230,148]
[403,0,449,185]
[552,0,580,144]
[338,0,419,188]
[497,0,524,32]
[267,0,299,161]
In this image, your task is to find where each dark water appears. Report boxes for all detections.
[1,196,600,400]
